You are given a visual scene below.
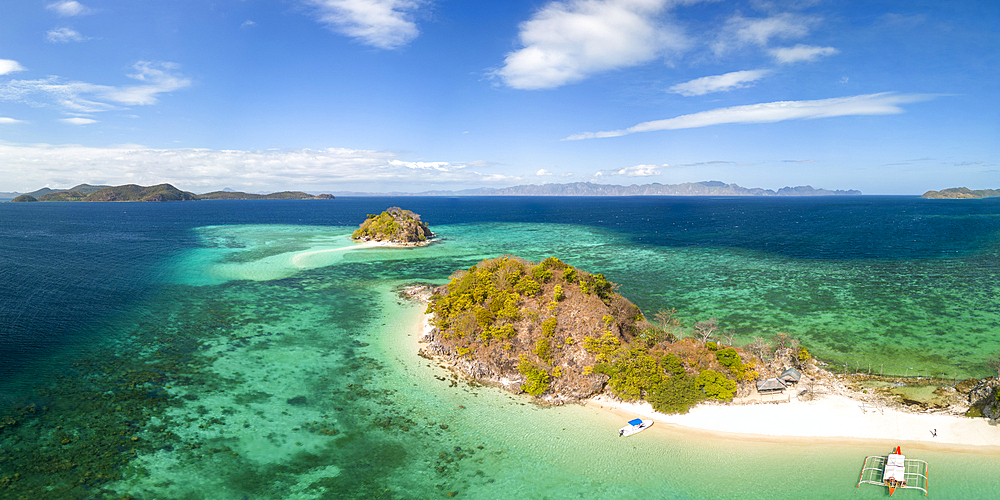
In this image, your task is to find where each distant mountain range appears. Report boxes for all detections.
[921,187,1000,199]
[4,183,334,202]
[333,181,862,197]
[2,181,864,201]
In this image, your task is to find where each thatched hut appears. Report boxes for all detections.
[757,378,787,394]
[778,367,802,385]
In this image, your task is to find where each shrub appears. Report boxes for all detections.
[541,317,558,337]
[514,276,541,296]
[553,285,565,301]
[534,338,552,363]
[660,353,685,376]
[473,305,494,329]
[563,267,578,283]
[606,348,662,400]
[583,331,621,363]
[715,348,740,371]
[636,327,665,348]
[798,346,812,362]
[530,264,553,283]
[541,257,568,270]
[518,355,550,396]
[647,374,704,414]
[697,369,737,401]
[706,341,718,351]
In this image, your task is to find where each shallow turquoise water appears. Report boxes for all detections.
[2,201,999,498]
[102,221,1000,498]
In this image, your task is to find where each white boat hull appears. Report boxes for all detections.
[619,419,653,437]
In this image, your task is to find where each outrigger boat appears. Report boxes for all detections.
[618,418,652,437]
[857,446,929,496]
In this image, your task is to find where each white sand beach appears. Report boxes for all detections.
[588,393,1000,449]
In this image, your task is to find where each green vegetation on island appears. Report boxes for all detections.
[5,183,335,202]
[922,187,1000,199]
[421,255,769,413]
[196,191,334,200]
[352,207,433,244]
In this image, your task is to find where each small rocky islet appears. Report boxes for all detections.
[351,207,434,245]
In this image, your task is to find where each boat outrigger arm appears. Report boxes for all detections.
[857,446,928,497]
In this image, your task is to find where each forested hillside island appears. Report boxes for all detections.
[6,183,333,202]
[922,187,1000,199]
[419,256,780,412]
[418,256,1000,419]
[352,207,433,244]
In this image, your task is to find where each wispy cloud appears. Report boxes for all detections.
[668,69,771,96]
[0,117,24,124]
[675,160,735,167]
[0,142,507,191]
[713,12,814,54]
[240,20,257,29]
[302,0,426,50]
[536,169,554,176]
[782,159,813,163]
[0,61,191,114]
[495,0,691,90]
[60,117,96,125]
[565,92,934,140]
[596,164,663,177]
[769,44,837,63]
[0,59,26,75]
[46,1,92,17]
[46,27,88,43]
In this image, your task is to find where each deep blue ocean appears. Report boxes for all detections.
[1,196,999,499]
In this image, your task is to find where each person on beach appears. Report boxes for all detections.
[931,429,937,437]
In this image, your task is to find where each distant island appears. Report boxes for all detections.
[352,207,434,245]
[333,181,862,197]
[921,187,1000,199]
[6,183,334,202]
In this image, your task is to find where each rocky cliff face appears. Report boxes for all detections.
[968,377,1000,420]
[352,207,433,244]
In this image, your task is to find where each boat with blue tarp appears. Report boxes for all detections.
[619,418,653,437]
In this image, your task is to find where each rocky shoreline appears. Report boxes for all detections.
[401,284,1000,421]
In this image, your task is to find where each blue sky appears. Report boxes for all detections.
[0,0,997,194]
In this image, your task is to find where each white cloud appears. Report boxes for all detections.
[565,92,934,140]
[46,27,88,43]
[599,164,663,177]
[0,59,26,75]
[536,169,554,176]
[495,0,691,90]
[713,12,813,54]
[0,61,191,113]
[388,159,459,171]
[668,69,770,96]
[241,20,257,29]
[0,117,24,124]
[303,0,425,50]
[0,142,506,191]
[769,44,838,64]
[46,1,91,17]
[60,117,97,125]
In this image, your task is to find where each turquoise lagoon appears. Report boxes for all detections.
[1,197,999,498]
